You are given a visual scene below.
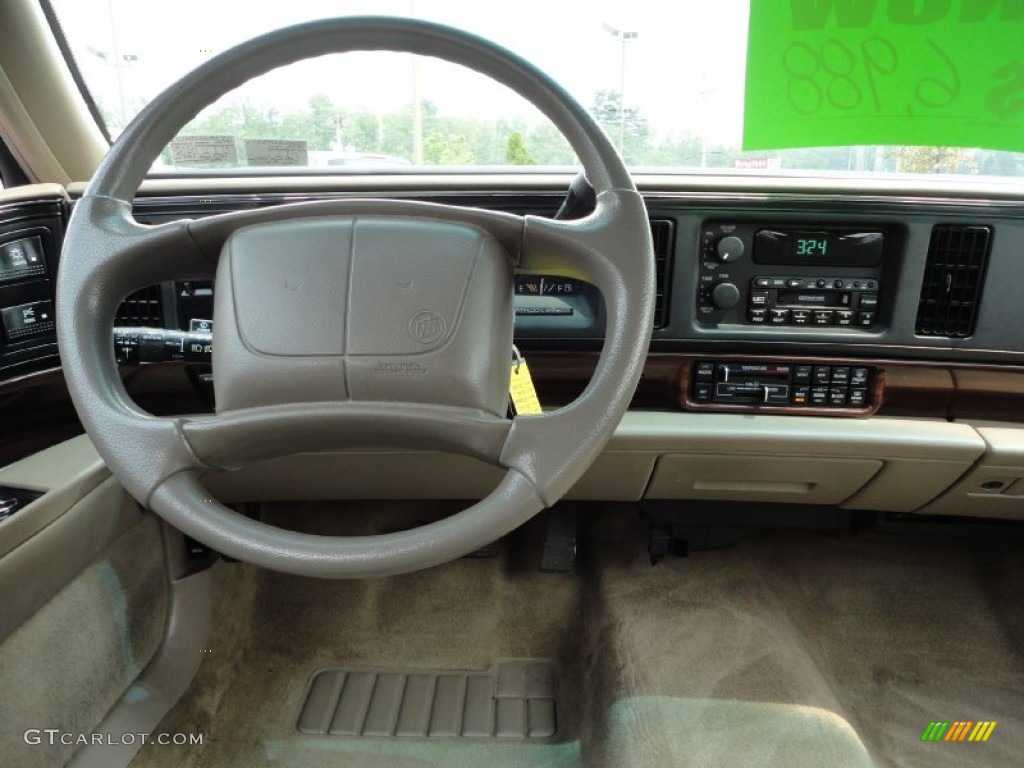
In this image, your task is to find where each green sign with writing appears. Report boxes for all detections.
[743,0,1024,153]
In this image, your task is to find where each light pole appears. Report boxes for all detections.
[86,46,137,131]
[410,0,424,164]
[603,24,638,154]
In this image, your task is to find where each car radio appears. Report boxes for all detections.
[697,222,888,329]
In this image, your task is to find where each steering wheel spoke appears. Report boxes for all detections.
[70,195,215,292]
[181,403,512,470]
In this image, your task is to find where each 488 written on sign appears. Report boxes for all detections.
[783,37,1024,120]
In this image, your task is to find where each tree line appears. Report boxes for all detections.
[150,90,1021,175]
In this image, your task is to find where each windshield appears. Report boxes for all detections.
[47,0,1024,179]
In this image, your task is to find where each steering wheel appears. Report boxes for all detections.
[56,17,654,578]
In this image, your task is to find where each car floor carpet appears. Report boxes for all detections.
[127,504,1024,768]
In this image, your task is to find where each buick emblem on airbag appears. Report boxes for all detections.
[408,311,446,344]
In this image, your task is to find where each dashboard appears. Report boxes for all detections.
[3,176,1024,520]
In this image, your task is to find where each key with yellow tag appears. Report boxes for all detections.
[509,347,542,416]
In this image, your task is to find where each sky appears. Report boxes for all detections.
[49,0,750,146]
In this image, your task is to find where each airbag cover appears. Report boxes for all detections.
[213,216,514,415]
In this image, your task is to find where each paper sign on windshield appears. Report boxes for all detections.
[170,135,238,166]
[244,139,309,167]
[743,1,1024,153]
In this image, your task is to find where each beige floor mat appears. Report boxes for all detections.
[127,506,1024,768]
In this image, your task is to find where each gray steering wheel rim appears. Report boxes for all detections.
[57,17,655,578]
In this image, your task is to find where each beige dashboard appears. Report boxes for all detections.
[188,411,1020,520]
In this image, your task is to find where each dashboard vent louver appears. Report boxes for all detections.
[115,286,164,327]
[915,225,992,338]
[650,219,675,329]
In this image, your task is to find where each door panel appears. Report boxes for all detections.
[0,436,169,768]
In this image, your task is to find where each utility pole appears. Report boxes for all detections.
[412,57,423,164]
[410,0,424,164]
[89,0,137,132]
[603,24,638,154]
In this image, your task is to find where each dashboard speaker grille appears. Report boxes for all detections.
[915,225,991,338]
[650,219,675,328]
[115,286,164,327]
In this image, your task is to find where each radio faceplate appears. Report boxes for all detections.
[697,222,889,330]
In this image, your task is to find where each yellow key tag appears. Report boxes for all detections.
[509,358,542,416]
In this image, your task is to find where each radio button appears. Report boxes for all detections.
[749,308,768,324]
[717,236,745,262]
[791,309,811,325]
[769,309,791,325]
[857,311,876,326]
[851,367,870,386]
[835,310,855,327]
[859,293,879,309]
[834,280,844,289]
[793,365,813,384]
[832,366,851,384]
[711,282,741,309]
[849,388,869,408]
[812,310,834,326]
[786,279,802,288]
[749,291,770,306]
[816,279,827,288]
[791,385,810,405]
[810,386,829,406]
[694,383,713,402]
[812,366,832,385]
[754,277,772,288]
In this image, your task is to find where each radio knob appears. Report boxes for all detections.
[710,282,741,309]
[716,236,745,262]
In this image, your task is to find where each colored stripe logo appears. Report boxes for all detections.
[921,721,997,742]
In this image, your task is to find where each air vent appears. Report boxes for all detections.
[115,285,164,327]
[650,219,675,329]
[915,225,992,338]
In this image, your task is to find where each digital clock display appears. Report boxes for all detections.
[754,228,884,267]
[795,237,829,257]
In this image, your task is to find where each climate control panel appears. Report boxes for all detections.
[685,360,878,414]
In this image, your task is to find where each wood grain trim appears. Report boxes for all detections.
[5,351,1024,425]
[950,369,1024,421]
[522,353,682,408]
[520,351,1024,422]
